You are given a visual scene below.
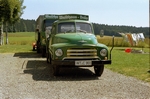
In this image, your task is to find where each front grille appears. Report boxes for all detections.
[63,48,99,60]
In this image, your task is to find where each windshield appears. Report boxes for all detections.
[58,22,75,33]
[43,19,56,31]
[44,19,56,27]
[76,22,92,33]
[57,22,92,33]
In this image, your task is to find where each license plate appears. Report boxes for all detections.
[75,61,92,66]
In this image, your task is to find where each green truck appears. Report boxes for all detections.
[47,14,114,76]
[35,14,59,57]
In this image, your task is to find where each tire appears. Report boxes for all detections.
[41,46,46,57]
[53,65,59,76]
[37,47,40,53]
[37,33,41,53]
[36,42,40,53]
[32,46,35,51]
[94,65,104,77]
[46,53,51,64]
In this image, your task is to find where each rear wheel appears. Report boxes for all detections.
[32,46,36,51]
[46,53,51,64]
[94,65,104,77]
[36,42,40,53]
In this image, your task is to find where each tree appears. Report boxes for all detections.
[23,22,27,32]
[0,0,26,45]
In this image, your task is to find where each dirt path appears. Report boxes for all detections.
[0,53,150,99]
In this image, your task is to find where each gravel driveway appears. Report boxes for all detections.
[0,53,150,99]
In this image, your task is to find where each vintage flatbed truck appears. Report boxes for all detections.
[46,14,114,76]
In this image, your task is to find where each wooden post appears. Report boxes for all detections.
[5,22,8,44]
[0,22,4,45]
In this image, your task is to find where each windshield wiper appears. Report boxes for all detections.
[77,29,87,33]
[65,29,75,33]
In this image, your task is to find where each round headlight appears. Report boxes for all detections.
[55,49,63,57]
[100,49,107,56]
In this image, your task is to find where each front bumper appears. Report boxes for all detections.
[52,59,111,67]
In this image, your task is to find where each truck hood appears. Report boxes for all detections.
[54,33,98,44]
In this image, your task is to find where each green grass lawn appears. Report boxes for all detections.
[106,47,150,83]
[0,32,35,53]
[0,32,150,83]
[4,32,35,45]
[0,45,33,53]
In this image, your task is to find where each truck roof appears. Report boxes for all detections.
[54,19,91,24]
[58,14,89,21]
[36,14,59,20]
[36,14,89,21]
[53,14,90,24]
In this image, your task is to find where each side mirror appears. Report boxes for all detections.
[47,37,50,41]
[50,29,52,34]
[100,30,104,37]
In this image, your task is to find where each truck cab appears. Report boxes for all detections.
[35,14,58,57]
[47,14,112,76]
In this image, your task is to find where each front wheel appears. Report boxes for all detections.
[94,65,104,77]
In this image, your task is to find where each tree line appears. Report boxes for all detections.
[3,19,149,38]
[3,19,35,32]
[93,23,149,38]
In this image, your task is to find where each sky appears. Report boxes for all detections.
[21,0,149,27]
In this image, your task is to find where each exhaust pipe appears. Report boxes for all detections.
[110,35,114,60]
